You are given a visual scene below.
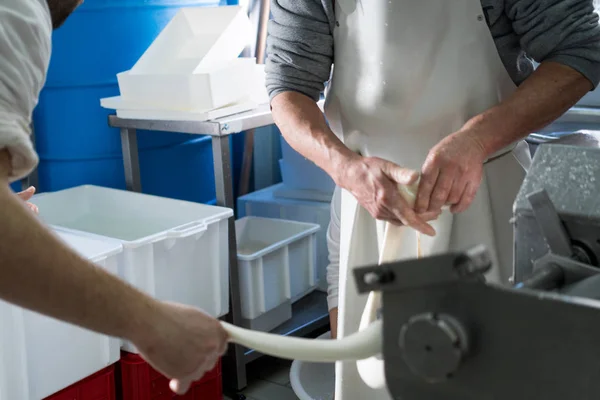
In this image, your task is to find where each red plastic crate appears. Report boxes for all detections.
[120,352,222,400]
[44,365,116,400]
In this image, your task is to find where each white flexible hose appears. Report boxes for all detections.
[221,319,382,362]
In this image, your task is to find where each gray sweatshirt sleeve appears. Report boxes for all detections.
[265,0,335,102]
[505,0,600,87]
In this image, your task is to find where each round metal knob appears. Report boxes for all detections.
[399,313,468,383]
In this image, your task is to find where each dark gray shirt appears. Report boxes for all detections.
[266,0,600,102]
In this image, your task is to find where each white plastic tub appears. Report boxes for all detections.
[30,185,233,352]
[236,217,320,322]
[290,331,335,400]
[237,184,332,292]
[0,228,123,400]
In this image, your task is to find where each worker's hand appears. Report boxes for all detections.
[339,156,438,236]
[415,130,487,215]
[133,302,229,395]
[16,186,38,214]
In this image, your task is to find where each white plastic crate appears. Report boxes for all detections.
[236,217,320,324]
[0,228,122,400]
[237,185,331,292]
[30,185,233,353]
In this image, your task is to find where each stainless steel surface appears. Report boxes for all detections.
[120,128,142,192]
[553,106,600,124]
[255,0,270,64]
[527,133,561,144]
[244,291,330,363]
[212,136,248,390]
[549,131,600,147]
[108,104,273,136]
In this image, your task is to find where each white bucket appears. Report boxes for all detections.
[289,331,335,400]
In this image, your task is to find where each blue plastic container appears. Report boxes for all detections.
[32,0,229,203]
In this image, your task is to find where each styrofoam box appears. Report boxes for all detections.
[236,217,320,320]
[237,185,331,292]
[0,228,122,400]
[117,58,256,112]
[116,6,256,112]
[30,185,233,353]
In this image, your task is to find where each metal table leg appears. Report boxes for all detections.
[212,135,247,391]
[120,128,142,192]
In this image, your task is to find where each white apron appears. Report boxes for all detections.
[323,0,532,399]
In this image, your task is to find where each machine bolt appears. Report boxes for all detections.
[363,272,381,285]
[363,270,395,286]
[455,245,492,276]
[399,313,468,383]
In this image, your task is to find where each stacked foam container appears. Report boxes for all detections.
[100,5,269,121]
[21,185,232,399]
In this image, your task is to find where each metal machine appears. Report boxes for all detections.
[354,140,600,399]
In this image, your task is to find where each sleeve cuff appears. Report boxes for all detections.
[544,53,600,90]
[327,293,338,311]
[0,114,38,182]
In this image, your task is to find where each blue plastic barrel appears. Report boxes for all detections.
[32,0,236,203]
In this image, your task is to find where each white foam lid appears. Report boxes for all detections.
[129,5,253,75]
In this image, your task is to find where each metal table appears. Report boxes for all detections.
[107,104,329,392]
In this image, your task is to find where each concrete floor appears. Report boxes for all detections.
[225,356,298,400]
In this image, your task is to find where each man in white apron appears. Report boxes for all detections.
[267,0,600,398]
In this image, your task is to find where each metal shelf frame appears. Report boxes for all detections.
[108,107,329,392]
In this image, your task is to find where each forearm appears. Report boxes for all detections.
[0,151,158,343]
[271,92,357,183]
[463,62,593,156]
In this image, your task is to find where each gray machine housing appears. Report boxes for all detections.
[352,142,600,400]
[513,144,600,282]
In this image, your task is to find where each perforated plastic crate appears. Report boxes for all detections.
[120,352,222,400]
[44,365,116,400]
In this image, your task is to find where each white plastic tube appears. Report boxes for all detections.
[221,319,382,363]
